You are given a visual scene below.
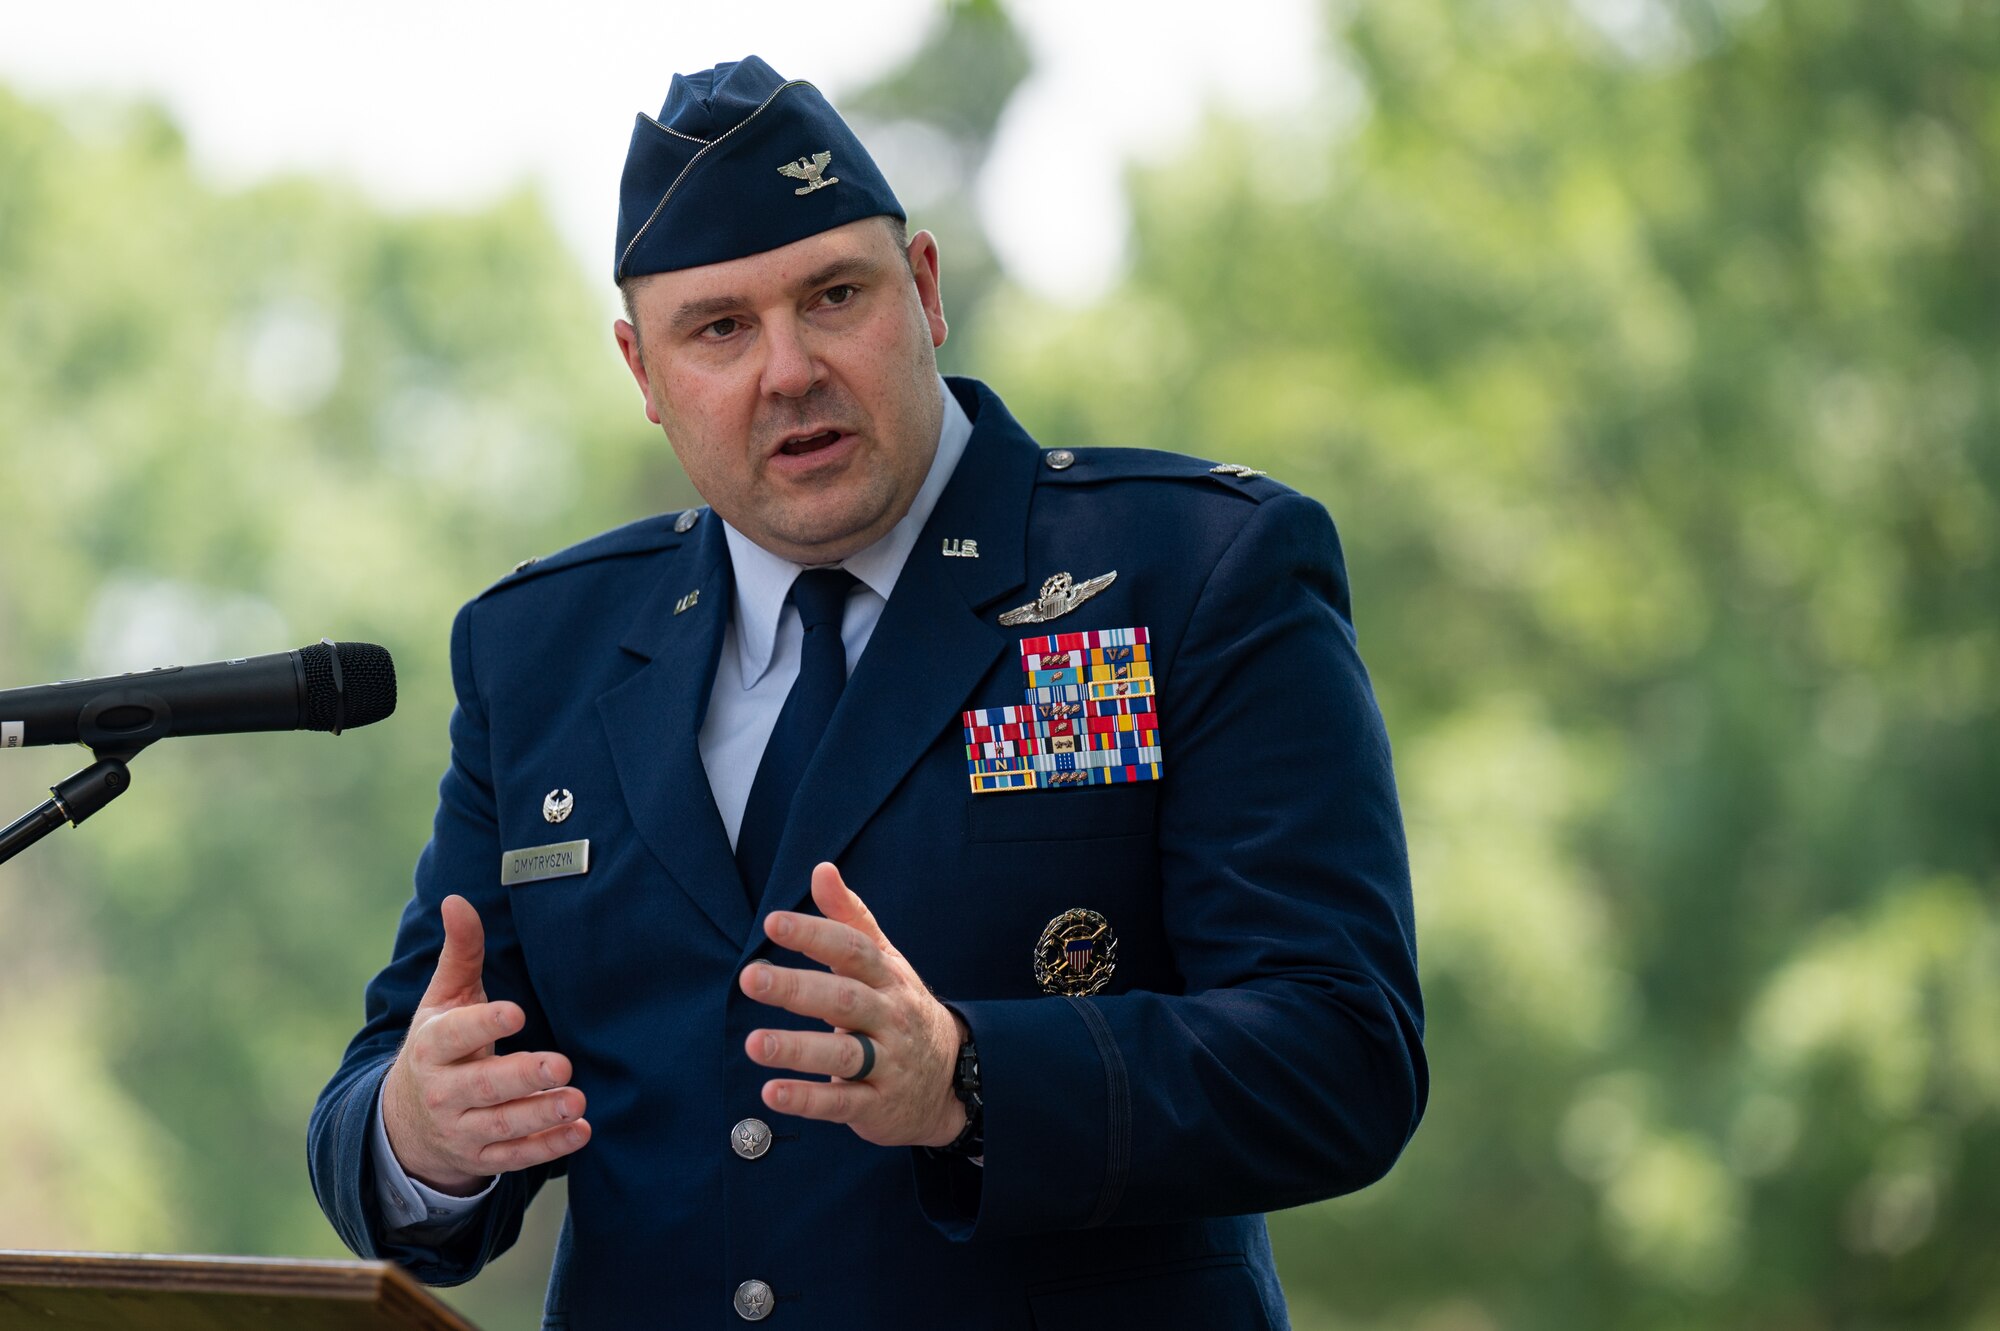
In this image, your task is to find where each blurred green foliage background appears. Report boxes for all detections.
[2,1,1996,1326]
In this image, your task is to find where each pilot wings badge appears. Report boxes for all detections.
[777,151,839,196]
[998,571,1118,627]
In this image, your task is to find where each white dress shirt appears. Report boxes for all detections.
[372,378,973,1230]
[700,379,973,846]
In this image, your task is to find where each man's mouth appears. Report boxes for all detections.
[777,429,845,457]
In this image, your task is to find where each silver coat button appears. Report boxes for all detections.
[675,508,700,533]
[731,1117,772,1159]
[735,1279,775,1321]
[1044,449,1075,470]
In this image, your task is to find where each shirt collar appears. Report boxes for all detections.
[722,377,974,687]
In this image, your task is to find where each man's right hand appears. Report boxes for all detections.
[381,894,591,1195]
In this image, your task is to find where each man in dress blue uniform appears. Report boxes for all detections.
[310,56,1427,1329]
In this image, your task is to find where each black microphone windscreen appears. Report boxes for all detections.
[297,641,397,733]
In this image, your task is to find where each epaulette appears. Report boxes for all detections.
[1033,446,1292,502]
[480,507,709,598]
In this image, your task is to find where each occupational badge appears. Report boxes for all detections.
[998,570,1116,627]
[542,788,574,824]
[962,626,1163,794]
[1034,908,1118,996]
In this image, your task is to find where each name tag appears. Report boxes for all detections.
[501,839,590,886]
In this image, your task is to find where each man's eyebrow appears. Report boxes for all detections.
[668,294,749,335]
[667,255,886,335]
[796,254,882,292]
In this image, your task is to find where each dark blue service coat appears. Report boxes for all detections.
[309,378,1427,1329]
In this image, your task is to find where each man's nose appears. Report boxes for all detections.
[759,316,824,400]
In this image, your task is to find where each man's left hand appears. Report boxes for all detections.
[740,862,967,1148]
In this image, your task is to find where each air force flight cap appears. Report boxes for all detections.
[615,56,906,282]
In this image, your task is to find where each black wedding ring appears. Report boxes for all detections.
[848,1032,876,1081]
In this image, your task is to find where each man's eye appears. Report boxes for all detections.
[822,284,857,307]
[702,317,740,339]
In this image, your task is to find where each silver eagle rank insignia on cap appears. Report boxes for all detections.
[777,150,838,195]
[998,571,1117,627]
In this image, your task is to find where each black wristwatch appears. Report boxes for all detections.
[938,1035,984,1158]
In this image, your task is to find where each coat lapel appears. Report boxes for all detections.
[753,380,1041,926]
[597,515,752,944]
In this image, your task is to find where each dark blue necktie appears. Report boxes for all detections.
[734,567,860,906]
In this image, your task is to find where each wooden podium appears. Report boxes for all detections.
[0,1251,480,1330]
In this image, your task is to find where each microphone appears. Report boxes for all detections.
[0,640,397,752]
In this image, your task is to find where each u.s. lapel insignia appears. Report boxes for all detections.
[998,570,1117,627]
[1034,908,1118,996]
[777,151,839,195]
[942,538,979,558]
[675,589,700,615]
[542,788,575,824]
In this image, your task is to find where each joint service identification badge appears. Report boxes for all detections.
[1035,908,1118,996]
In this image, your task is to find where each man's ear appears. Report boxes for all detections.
[614,319,663,426]
[907,230,948,350]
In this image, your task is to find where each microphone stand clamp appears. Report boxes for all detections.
[0,745,147,868]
